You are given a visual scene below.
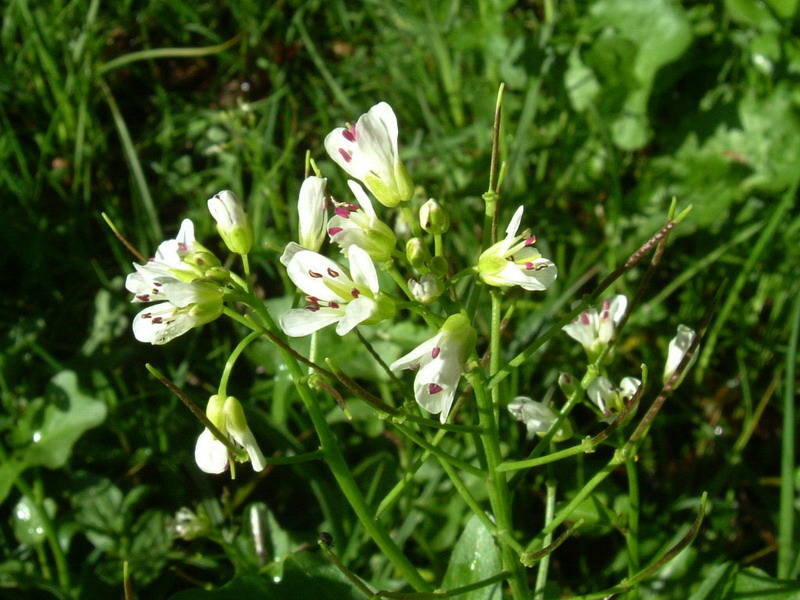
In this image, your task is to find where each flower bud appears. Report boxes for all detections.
[406,237,430,270]
[208,190,253,255]
[408,274,444,304]
[558,372,579,399]
[663,325,697,387]
[420,198,450,234]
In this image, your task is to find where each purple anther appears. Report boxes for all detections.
[342,125,357,142]
[601,310,610,321]
[334,207,351,219]
[305,305,320,312]
[142,313,152,319]
[345,203,359,212]
[338,148,352,163]
[328,227,344,236]
[429,383,443,394]
[152,317,163,324]
[524,236,537,246]
[178,243,188,252]
[306,296,320,307]
[327,268,339,277]
[431,347,441,359]
[329,301,340,309]
[351,288,360,298]
[525,262,534,270]
[603,299,610,311]
[580,312,590,325]
[309,270,323,278]
[153,281,163,287]
[136,294,150,302]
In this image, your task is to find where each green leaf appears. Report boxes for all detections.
[23,371,107,470]
[732,567,800,598]
[441,515,502,600]
[169,552,364,600]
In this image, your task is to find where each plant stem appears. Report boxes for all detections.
[241,297,431,592]
[534,475,556,599]
[392,423,485,478]
[778,289,800,578]
[218,330,262,398]
[625,457,641,598]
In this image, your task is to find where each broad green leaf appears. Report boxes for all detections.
[589,0,693,149]
[169,552,363,600]
[23,371,107,470]
[441,515,501,600]
[71,477,124,551]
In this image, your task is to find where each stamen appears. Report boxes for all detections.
[601,310,610,321]
[524,236,537,246]
[580,312,590,325]
[153,282,163,287]
[152,317,163,324]
[342,125,357,142]
[309,270,323,278]
[431,347,441,359]
[338,148,352,163]
[334,207,351,219]
[351,288,360,298]
[136,294,150,302]
[142,313,152,319]
[305,305,320,312]
[602,299,610,312]
[429,383,443,394]
[345,203,359,212]
[327,268,339,277]
[524,262,534,271]
[306,296,320,307]
[178,243,188,252]
[329,301,340,309]
[328,227,343,236]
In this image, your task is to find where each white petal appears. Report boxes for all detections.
[412,376,457,423]
[228,426,266,472]
[619,377,641,401]
[194,429,229,474]
[324,129,364,179]
[347,180,378,222]
[280,307,343,337]
[586,377,614,414]
[505,206,525,240]
[298,177,328,251]
[335,297,376,335]
[132,302,198,345]
[562,319,596,350]
[286,250,346,301]
[608,295,628,325]
[366,102,399,154]
[390,335,440,372]
[517,258,558,291]
[347,245,379,294]
[279,242,304,267]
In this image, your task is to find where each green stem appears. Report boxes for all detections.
[434,234,443,258]
[625,457,641,598]
[240,297,431,591]
[468,370,530,598]
[534,475,556,599]
[778,289,800,578]
[261,449,325,466]
[401,203,423,239]
[219,331,262,398]
[498,438,593,472]
[392,423,485,478]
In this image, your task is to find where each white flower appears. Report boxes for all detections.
[586,376,640,422]
[298,176,328,252]
[207,190,253,255]
[562,295,628,360]
[408,274,444,304]
[194,395,266,474]
[125,221,224,345]
[324,102,413,208]
[477,206,557,291]
[279,245,394,337]
[663,325,697,385]
[327,180,397,262]
[390,314,476,423]
[508,396,572,442]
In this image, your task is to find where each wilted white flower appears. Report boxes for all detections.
[586,376,641,422]
[563,295,627,361]
[279,245,394,337]
[390,314,476,423]
[478,206,557,291]
[324,102,413,207]
[663,325,697,385]
[327,180,396,262]
[195,395,266,474]
[408,274,444,304]
[508,396,572,442]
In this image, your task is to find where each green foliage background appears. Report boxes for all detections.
[1,0,799,598]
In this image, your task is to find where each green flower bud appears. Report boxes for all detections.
[406,237,430,270]
[420,198,450,234]
[558,372,579,399]
[208,190,253,255]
